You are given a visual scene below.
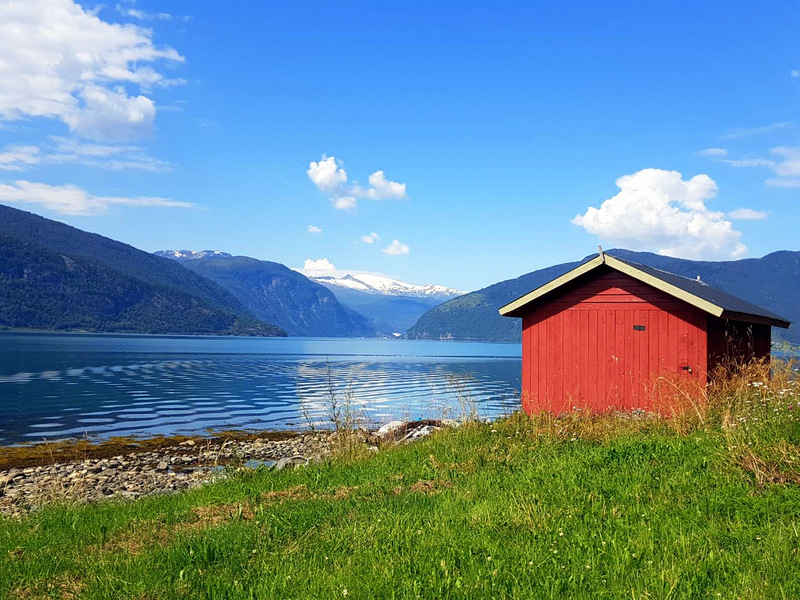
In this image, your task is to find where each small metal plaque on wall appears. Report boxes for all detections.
[633,325,646,331]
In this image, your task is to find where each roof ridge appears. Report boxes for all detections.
[610,254,709,286]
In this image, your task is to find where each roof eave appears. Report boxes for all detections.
[498,255,604,317]
[719,310,791,329]
[499,253,793,328]
[603,255,724,317]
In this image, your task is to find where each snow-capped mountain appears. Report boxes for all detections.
[155,250,232,261]
[312,273,464,299]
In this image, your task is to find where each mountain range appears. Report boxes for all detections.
[0,205,284,336]
[155,250,461,335]
[2,205,797,345]
[156,252,377,337]
[407,249,800,345]
[310,273,462,334]
[310,273,462,299]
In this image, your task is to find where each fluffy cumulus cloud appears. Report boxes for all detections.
[361,232,379,244]
[307,156,348,193]
[572,169,747,260]
[382,240,410,255]
[0,0,184,141]
[307,155,407,210]
[0,180,194,216]
[301,258,338,275]
[307,224,322,233]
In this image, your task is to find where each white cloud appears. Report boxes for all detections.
[714,146,800,187]
[363,171,407,200]
[792,70,800,78]
[572,168,746,260]
[307,155,407,210]
[728,208,767,220]
[46,137,171,171]
[332,196,357,210]
[769,147,800,177]
[723,157,776,168]
[307,156,348,193]
[0,146,41,171]
[382,240,410,255]
[302,258,337,274]
[698,148,727,157]
[63,85,157,142]
[0,138,171,172]
[296,259,394,280]
[115,4,173,20]
[720,122,792,140]
[0,180,194,216]
[0,0,184,141]
[361,232,379,244]
[307,224,322,234]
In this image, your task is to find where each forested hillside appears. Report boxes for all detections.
[0,205,285,336]
[180,255,378,337]
[407,250,800,344]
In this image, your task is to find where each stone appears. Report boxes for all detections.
[377,421,404,437]
[400,425,439,442]
[155,461,168,471]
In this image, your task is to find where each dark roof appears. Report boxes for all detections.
[612,256,791,327]
[499,253,791,328]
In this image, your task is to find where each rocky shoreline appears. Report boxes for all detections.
[0,420,455,518]
[0,433,331,518]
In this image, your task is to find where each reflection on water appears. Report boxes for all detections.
[0,333,521,444]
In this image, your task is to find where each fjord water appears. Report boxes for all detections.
[0,333,521,445]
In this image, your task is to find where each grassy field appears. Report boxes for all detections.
[2,362,800,599]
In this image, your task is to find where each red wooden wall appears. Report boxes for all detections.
[520,270,708,414]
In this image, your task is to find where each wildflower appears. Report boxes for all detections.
[342,589,349,597]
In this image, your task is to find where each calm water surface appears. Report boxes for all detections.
[0,333,522,445]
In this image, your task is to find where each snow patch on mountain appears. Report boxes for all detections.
[155,250,232,261]
[312,273,464,299]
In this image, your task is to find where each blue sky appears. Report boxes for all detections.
[1,1,799,291]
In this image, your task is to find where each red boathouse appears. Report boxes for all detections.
[499,252,791,415]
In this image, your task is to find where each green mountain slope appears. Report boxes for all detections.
[180,256,378,337]
[0,205,285,336]
[407,250,800,344]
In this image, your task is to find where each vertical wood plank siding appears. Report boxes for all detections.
[521,271,708,413]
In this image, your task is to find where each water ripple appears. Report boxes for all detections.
[0,352,521,445]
